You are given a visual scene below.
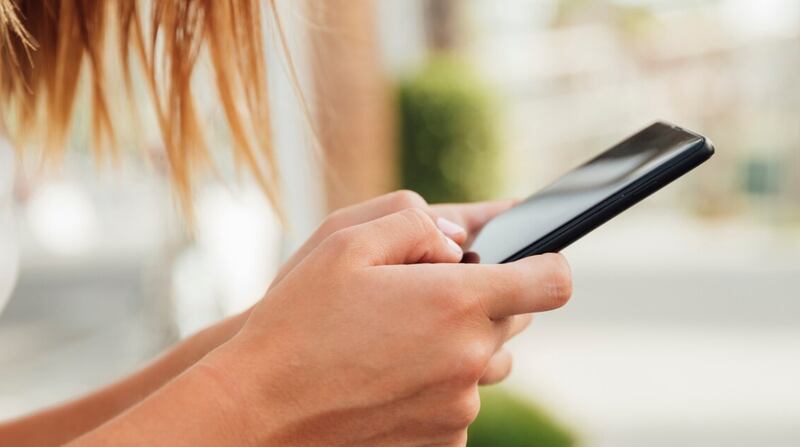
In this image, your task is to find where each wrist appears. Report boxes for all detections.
[69,349,263,446]
[178,311,250,366]
[198,336,302,446]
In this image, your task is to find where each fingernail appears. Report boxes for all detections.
[436,217,465,238]
[444,235,463,255]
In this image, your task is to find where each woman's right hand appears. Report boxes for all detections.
[206,207,573,446]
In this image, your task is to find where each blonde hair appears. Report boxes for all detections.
[0,0,281,212]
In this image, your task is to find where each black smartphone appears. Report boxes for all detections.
[470,121,714,264]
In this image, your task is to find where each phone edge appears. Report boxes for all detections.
[500,133,714,263]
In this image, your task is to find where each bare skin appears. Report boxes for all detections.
[0,191,567,446]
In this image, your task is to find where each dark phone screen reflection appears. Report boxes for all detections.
[470,123,703,264]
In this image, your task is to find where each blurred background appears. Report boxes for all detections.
[1,0,799,446]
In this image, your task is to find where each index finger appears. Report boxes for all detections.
[474,253,572,319]
[371,252,572,319]
[416,253,573,319]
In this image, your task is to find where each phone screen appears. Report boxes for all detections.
[470,122,707,264]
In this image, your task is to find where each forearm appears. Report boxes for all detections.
[67,359,258,447]
[0,312,248,446]
[68,340,287,447]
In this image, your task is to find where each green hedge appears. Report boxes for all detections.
[468,387,576,447]
[397,56,500,203]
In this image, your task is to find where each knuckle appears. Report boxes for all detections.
[446,431,469,447]
[387,189,427,211]
[324,227,358,253]
[484,351,513,385]
[542,253,573,307]
[445,389,481,430]
[398,207,436,236]
[504,354,514,377]
[452,341,492,384]
[320,209,347,233]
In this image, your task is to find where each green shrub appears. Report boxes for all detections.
[468,387,576,447]
[397,55,500,203]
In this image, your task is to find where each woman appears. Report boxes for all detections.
[0,1,572,445]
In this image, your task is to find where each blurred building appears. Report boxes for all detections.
[465,0,800,222]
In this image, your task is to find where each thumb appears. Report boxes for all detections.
[324,208,463,266]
